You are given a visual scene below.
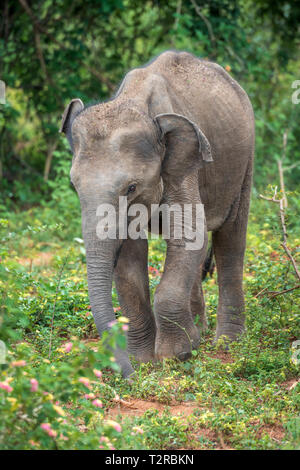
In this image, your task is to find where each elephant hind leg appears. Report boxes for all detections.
[212,159,252,343]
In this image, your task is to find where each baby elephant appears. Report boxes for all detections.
[60,50,255,378]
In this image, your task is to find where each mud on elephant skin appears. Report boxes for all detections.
[60,50,255,378]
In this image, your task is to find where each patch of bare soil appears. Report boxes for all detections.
[18,252,53,268]
[106,399,233,449]
[249,417,285,444]
[256,424,285,443]
[106,398,199,418]
[206,351,234,364]
[281,378,299,391]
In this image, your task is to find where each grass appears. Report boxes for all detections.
[0,195,299,450]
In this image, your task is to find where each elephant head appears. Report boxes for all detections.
[60,97,211,377]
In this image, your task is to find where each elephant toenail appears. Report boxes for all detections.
[177,351,192,361]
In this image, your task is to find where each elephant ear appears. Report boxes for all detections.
[154,113,213,181]
[59,98,84,134]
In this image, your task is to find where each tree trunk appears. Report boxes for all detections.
[43,140,57,181]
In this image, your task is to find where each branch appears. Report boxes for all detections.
[11,153,43,178]
[18,0,57,40]
[281,241,300,283]
[259,185,280,203]
[18,0,115,92]
[48,254,70,359]
[277,130,288,208]
[43,140,57,181]
[259,187,300,283]
[225,44,245,71]
[283,162,300,172]
[174,0,182,30]
[19,0,56,88]
[87,67,115,92]
[281,130,288,161]
[33,26,53,85]
[254,287,268,298]
[190,0,216,49]
[268,285,300,298]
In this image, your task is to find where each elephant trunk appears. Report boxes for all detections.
[82,209,134,378]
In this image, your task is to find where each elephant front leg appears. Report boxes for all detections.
[190,266,208,332]
[114,238,156,363]
[154,237,207,361]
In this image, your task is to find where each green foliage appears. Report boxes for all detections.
[0,338,125,450]
[0,194,299,449]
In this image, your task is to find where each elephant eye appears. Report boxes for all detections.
[127,184,137,194]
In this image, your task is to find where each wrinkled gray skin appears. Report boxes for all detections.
[60,51,255,378]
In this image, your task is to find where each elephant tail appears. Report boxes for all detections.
[202,244,215,280]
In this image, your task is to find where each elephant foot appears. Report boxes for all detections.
[214,320,245,347]
[129,347,156,364]
[155,323,200,361]
[128,332,156,364]
[114,348,135,378]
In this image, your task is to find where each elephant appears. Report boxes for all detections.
[60,50,255,378]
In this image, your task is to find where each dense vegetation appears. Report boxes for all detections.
[0,0,299,450]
